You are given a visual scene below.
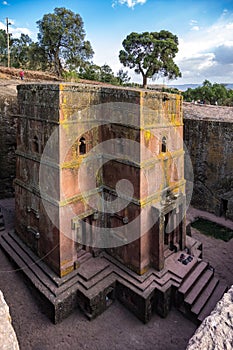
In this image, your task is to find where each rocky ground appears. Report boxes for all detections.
[0,66,59,99]
[0,200,232,350]
[0,66,59,82]
[0,66,114,100]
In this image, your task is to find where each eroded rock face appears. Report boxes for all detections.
[183,103,233,220]
[0,92,18,198]
[186,286,233,350]
[0,290,19,350]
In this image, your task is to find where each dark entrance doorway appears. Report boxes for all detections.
[220,199,228,217]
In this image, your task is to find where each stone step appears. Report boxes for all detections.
[0,233,58,295]
[0,212,5,231]
[5,230,65,286]
[0,237,57,306]
[77,257,110,282]
[0,232,84,296]
[77,252,92,265]
[77,249,87,258]
[164,247,174,259]
[197,283,228,323]
[9,230,88,288]
[184,269,214,306]
[79,266,113,290]
[178,261,208,296]
[191,277,219,315]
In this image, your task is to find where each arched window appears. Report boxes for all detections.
[32,136,39,153]
[162,136,167,153]
[79,137,86,155]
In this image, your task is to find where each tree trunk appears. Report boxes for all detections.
[143,75,147,89]
[54,51,62,78]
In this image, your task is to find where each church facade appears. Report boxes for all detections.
[15,83,186,278]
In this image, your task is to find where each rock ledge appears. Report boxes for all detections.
[187,286,233,350]
[0,290,19,350]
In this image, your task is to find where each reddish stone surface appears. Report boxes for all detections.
[15,84,186,278]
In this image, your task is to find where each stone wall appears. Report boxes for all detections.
[183,103,233,220]
[0,89,18,198]
[186,286,233,350]
[0,290,19,349]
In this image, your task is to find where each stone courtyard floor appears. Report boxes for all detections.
[187,206,233,230]
[0,199,232,350]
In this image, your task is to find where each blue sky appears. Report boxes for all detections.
[1,0,233,84]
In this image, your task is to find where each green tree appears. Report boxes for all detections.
[99,64,117,84]
[225,89,233,106]
[27,42,50,71]
[0,29,8,66]
[119,30,181,88]
[201,80,213,104]
[37,7,94,77]
[212,83,228,105]
[11,34,33,68]
[182,80,232,106]
[116,69,131,85]
[79,63,101,81]
[79,64,129,85]
[0,29,47,70]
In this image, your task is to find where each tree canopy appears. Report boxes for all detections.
[0,29,8,66]
[37,7,94,77]
[78,63,130,85]
[119,30,181,88]
[11,34,33,68]
[0,7,131,86]
[182,80,233,106]
[116,69,131,85]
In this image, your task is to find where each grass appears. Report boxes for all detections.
[62,70,79,82]
[191,218,233,242]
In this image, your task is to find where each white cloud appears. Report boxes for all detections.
[113,0,147,9]
[11,27,32,38]
[189,19,200,31]
[175,11,233,83]
[189,19,197,25]
[191,25,199,31]
[2,1,8,5]
[0,20,32,38]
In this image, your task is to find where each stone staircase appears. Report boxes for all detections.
[0,227,228,325]
[175,260,228,324]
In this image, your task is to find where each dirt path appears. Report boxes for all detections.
[0,200,232,350]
